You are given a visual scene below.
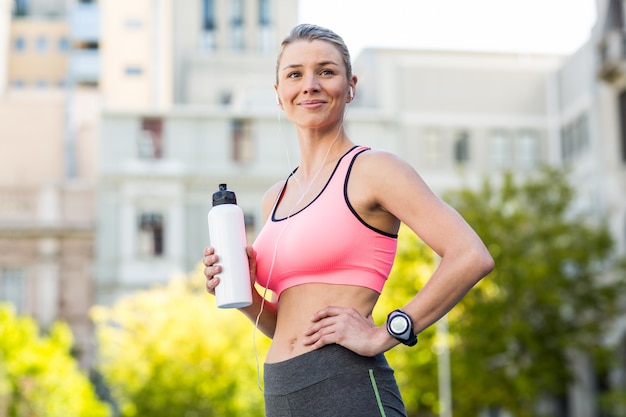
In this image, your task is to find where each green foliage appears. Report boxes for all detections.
[0,304,110,417]
[374,167,626,417]
[92,265,271,417]
[442,167,626,416]
[374,225,440,416]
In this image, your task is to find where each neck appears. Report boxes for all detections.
[296,125,352,179]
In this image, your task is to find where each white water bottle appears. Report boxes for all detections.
[207,184,252,308]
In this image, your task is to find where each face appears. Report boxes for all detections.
[275,39,356,131]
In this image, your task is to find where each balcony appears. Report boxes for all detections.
[597,29,626,84]
[69,49,100,83]
[68,3,100,43]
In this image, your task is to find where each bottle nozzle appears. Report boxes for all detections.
[213,183,237,206]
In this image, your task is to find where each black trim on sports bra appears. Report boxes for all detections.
[344,148,398,239]
[271,145,360,222]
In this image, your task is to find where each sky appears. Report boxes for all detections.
[298,0,598,58]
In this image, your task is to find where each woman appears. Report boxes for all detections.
[203,23,494,417]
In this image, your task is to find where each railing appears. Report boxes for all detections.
[597,29,626,83]
[69,49,100,83]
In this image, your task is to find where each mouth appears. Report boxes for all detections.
[299,100,327,109]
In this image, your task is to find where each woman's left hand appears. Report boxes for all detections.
[302,306,393,357]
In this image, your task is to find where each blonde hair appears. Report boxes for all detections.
[275,23,352,85]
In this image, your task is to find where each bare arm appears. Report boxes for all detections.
[365,150,494,339]
[303,150,494,354]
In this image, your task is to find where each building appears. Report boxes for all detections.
[96,0,297,304]
[0,0,100,367]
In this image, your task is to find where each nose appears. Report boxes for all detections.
[302,73,320,95]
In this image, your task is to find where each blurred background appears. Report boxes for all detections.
[0,0,625,416]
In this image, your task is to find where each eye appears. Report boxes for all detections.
[287,71,301,79]
[319,69,334,76]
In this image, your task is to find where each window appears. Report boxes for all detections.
[423,128,443,165]
[58,37,69,52]
[516,130,540,169]
[201,0,216,51]
[244,213,256,242]
[125,19,143,29]
[574,114,590,154]
[138,213,164,257]
[0,268,25,314]
[230,0,245,50]
[125,66,143,76]
[561,112,590,163]
[232,119,254,163]
[607,0,624,31]
[454,130,470,165]
[259,0,270,26]
[258,0,272,52]
[138,118,163,159]
[36,35,48,53]
[490,129,511,168]
[619,91,626,163]
[13,36,26,52]
[13,0,28,17]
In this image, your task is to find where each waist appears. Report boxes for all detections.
[265,283,379,363]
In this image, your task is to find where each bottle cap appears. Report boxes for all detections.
[212,183,237,206]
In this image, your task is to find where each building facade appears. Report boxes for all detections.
[0,0,100,367]
[96,0,298,304]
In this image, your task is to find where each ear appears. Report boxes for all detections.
[274,85,283,107]
[347,76,358,103]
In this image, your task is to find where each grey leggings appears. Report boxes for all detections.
[263,344,407,417]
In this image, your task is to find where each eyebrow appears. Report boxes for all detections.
[281,61,340,71]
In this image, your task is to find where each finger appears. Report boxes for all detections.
[204,264,222,282]
[203,253,220,267]
[205,279,220,294]
[310,306,352,322]
[303,325,336,347]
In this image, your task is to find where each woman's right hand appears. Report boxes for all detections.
[203,246,222,295]
[203,246,258,296]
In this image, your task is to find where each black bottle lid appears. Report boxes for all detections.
[212,183,237,206]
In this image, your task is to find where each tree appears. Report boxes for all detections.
[92,266,271,417]
[0,304,110,417]
[444,167,626,416]
[380,167,626,417]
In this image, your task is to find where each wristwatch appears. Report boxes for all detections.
[386,309,418,346]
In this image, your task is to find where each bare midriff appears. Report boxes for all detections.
[264,283,380,364]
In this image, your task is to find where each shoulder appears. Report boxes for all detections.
[352,148,421,184]
[354,148,405,166]
[350,147,437,208]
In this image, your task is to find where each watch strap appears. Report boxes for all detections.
[386,309,418,346]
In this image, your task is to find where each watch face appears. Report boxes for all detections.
[390,316,409,334]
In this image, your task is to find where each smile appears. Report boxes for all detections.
[299,100,327,109]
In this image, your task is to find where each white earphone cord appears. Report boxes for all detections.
[252,100,352,392]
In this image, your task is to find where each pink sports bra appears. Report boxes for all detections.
[253,146,397,300]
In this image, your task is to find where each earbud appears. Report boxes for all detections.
[349,87,354,100]
[275,93,280,105]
